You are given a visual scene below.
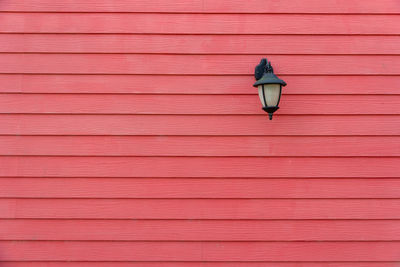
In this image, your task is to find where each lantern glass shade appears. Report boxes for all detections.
[257,84,281,108]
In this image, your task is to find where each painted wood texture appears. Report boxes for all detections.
[0,54,398,75]
[2,178,400,198]
[1,74,398,94]
[2,219,400,241]
[0,241,400,261]
[1,199,399,219]
[1,34,400,54]
[1,13,400,34]
[1,0,400,265]
[0,263,398,267]
[1,0,399,13]
[1,157,399,178]
[1,94,399,114]
[1,114,400,135]
[1,136,399,156]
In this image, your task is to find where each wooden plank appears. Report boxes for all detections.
[1,157,399,178]
[1,13,399,34]
[1,0,399,13]
[1,114,400,136]
[2,178,400,198]
[0,54,399,75]
[0,262,397,267]
[0,74,398,95]
[1,219,400,241]
[0,241,399,261]
[1,94,399,115]
[2,34,400,54]
[1,199,400,219]
[1,136,399,157]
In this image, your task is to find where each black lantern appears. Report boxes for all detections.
[253,58,287,120]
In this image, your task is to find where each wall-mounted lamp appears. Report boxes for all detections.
[254,58,287,120]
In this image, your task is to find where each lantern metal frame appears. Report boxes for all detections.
[253,58,287,120]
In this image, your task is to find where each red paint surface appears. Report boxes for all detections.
[1,13,400,34]
[0,54,399,74]
[1,0,400,265]
[1,0,399,13]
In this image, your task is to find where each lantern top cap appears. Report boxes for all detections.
[253,58,287,87]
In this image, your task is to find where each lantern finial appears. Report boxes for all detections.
[265,61,273,73]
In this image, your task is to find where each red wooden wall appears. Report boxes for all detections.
[0,0,400,266]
